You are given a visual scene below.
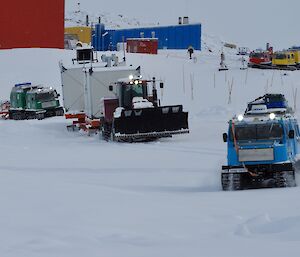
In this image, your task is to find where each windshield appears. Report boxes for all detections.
[266,95,285,103]
[65,34,79,40]
[274,53,286,59]
[231,123,283,141]
[36,92,56,101]
[250,52,264,58]
[122,84,144,108]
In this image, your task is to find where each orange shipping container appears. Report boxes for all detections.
[0,0,64,49]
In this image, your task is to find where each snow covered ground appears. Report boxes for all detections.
[1,46,300,256]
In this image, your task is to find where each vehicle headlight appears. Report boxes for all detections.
[269,113,276,120]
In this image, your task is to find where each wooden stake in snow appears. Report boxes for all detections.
[190,73,195,101]
[182,64,186,94]
[292,86,298,112]
[214,72,216,88]
[270,71,275,87]
[265,79,269,94]
[228,77,234,104]
[280,73,284,86]
[160,78,164,101]
[245,68,248,85]
[122,36,126,62]
[241,57,247,70]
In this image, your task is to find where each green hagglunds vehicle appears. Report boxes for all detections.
[9,83,64,120]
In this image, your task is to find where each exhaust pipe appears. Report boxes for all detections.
[152,77,158,107]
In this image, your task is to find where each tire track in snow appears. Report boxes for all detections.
[114,143,224,156]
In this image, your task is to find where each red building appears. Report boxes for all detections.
[0,0,64,49]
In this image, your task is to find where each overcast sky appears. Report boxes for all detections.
[66,0,300,49]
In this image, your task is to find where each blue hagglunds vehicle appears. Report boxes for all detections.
[222,94,300,190]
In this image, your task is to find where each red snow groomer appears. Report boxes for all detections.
[248,49,272,68]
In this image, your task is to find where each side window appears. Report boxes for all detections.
[285,124,289,136]
[295,124,300,137]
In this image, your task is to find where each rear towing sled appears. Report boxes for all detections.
[100,77,189,142]
[65,113,101,136]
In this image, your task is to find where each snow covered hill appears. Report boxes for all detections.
[1,45,300,256]
[65,7,157,29]
[66,0,300,49]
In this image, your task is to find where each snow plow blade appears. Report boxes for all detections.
[221,163,296,190]
[113,105,189,141]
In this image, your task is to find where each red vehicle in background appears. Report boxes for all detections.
[248,50,272,67]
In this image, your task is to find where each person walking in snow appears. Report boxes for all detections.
[220,51,227,69]
[241,56,247,70]
[188,45,194,59]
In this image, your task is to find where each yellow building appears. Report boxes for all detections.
[65,27,92,44]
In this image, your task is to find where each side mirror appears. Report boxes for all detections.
[289,130,295,139]
[109,85,113,91]
[160,82,164,89]
[223,133,228,142]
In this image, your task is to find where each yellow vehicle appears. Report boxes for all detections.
[272,51,297,67]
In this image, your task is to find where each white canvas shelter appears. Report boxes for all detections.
[60,61,140,118]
